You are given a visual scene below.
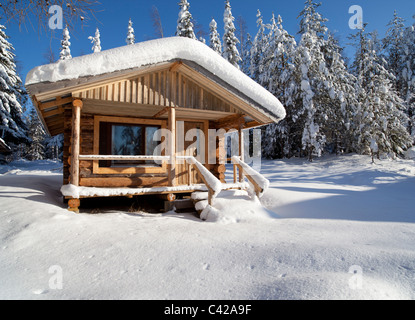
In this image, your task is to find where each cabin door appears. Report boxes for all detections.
[176,120,206,185]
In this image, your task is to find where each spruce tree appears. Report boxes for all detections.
[294,0,330,161]
[240,33,252,76]
[351,25,412,161]
[88,28,101,53]
[250,10,269,82]
[176,0,196,40]
[222,0,241,68]
[0,24,28,147]
[209,19,222,54]
[401,15,415,139]
[126,18,135,45]
[26,108,45,161]
[59,26,72,60]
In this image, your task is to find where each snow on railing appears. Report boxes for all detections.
[231,156,269,198]
[179,156,222,205]
[78,155,170,161]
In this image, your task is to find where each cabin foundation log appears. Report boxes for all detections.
[68,198,80,213]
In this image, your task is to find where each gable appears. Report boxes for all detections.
[26,37,286,136]
[29,61,277,135]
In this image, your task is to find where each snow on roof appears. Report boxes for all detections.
[25,37,285,121]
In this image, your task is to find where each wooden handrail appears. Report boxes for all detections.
[231,156,269,198]
[78,155,170,161]
[183,156,222,206]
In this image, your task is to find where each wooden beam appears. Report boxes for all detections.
[38,96,73,110]
[153,106,170,118]
[70,99,83,187]
[214,114,245,129]
[42,107,64,118]
[169,61,183,72]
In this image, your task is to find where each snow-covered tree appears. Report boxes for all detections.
[25,108,45,161]
[322,34,359,154]
[401,16,415,139]
[222,0,241,69]
[176,0,196,40]
[0,24,28,147]
[44,134,63,160]
[88,27,101,53]
[351,25,412,161]
[59,26,72,60]
[250,10,269,82]
[383,11,406,93]
[126,18,135,45]
[240,32,252,76]
[261,14,297,158]
[209,19,222,54]
[294,0,330,161]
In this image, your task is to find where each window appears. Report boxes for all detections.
[93,116,166,174]
[99,123,161,167]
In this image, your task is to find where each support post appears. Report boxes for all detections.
[238,126,244,183]
[69,99,82,213]
[70,99,82,186]
[168,107,176,186]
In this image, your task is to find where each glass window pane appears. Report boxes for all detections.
[145,126,160,156]
[112,125,143,155]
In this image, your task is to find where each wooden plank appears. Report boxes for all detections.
[143,75,149,104]
[153,107,169,118]
[137,77,143,104]
[38,97,73,110]
[131,79,137,103]
[80,177,169,188]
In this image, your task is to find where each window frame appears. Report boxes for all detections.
[93,115,167,175]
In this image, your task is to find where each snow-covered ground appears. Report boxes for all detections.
[0,155,414,300]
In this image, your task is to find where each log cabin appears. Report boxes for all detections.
[25,37,285,213]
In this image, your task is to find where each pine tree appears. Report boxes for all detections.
[209,19,222,54]
[351,25,412,161]
[44,134,63,160]
[250,10,269,82]
[383,11,406,93]
[222,0,241,69]
[88,28,101,53]
[294,0,330,161]
[176,0,196,40]
[59,26,72,60]
[401,15,415,139]
[25,108,45,161]
[261,14,297,158]
[126,18,135,45]
[321,33,359,154]
[0,24,28,147]
[240,32,252,76]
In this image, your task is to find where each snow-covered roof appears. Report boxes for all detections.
[26,37,285,122]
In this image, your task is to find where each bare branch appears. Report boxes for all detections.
[0,0,101,33]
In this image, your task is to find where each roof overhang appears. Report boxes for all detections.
[25,37,286,136]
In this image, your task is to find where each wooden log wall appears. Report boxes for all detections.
[73,70,241,114]
[64,111,169,188]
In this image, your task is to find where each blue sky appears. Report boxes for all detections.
[3,0,415,85]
